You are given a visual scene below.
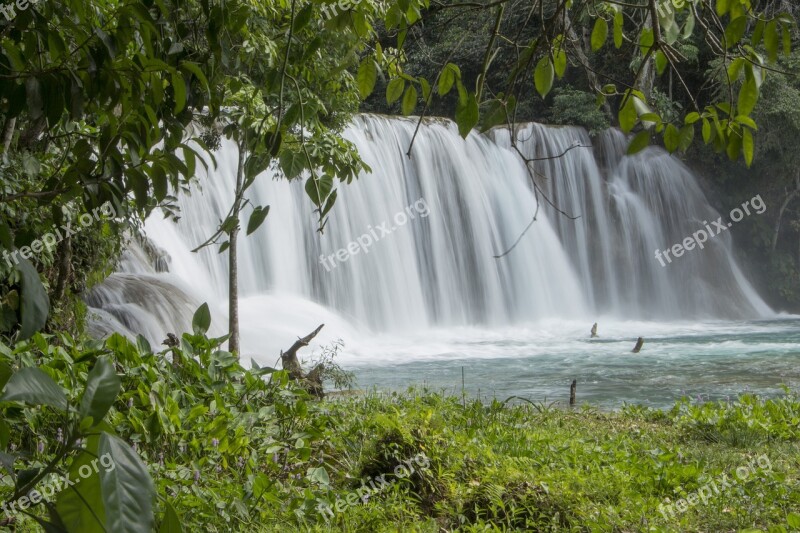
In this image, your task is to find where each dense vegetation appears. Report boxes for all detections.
[1,321,799,531]
[0,0,798,530]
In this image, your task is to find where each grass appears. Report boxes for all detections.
[3,332,799,532]
[289,390,800,532]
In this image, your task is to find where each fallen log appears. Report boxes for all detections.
[281,324,326,398]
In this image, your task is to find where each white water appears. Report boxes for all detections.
[85,115,775,375]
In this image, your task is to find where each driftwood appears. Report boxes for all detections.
[632,337,644,353]
[590,323,598,338]
[569,379,577,406]
[281,324,325,398]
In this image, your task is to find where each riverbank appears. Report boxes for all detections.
[1,332,798,532]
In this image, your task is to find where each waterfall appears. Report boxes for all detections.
[85,114,772,358]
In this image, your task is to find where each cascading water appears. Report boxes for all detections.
[490,124,771,318]
[85,114,773,362]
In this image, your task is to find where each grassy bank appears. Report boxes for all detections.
[1,330,799,532]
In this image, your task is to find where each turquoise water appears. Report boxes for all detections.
[343,318,800,409]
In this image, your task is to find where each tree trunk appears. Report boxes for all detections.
[772,173,800,252]
[640,8,656,101]
[53,236,72,301]
[2,116,16,153]
[565,12,612,117]
[228,139,246,355]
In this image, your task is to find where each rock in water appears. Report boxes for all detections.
[632,337,644,353]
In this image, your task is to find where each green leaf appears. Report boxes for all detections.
[171,72,186,114]
[158,502,182,533]
[17,257,49,340]
[356,58,377,99]
[192,303,211,334]
[56,443,106,532]
[79,356,121,423]
[716,0,729,17]
[742,128,754,167]
[684,112,700,125]
[553,48,567,79]
[455,92,479,138]
[702,118,712,143]
[735,115,757,129]
[614,12,623,48]
[618,95,638,133]
[420,77,431,103]
[591,18,608,52]
[655,51,668,75]
[787,513,800,528]
[309,466,330,486]
[764,21,779,62]
[438,65,455,96]
[386,78,405,104]
[305,174,334,206]
[401,85,418,115]
[98,433,156,533]
[180,62,210,95]
[246,206,270,236]
[724,17,747,48]
[627,130,651,155]
[737,77,758,116]
[678,124,695,152]
[534,56,554,98]
[727,57,745,82]
[0,368,67,411]
[293,3,313,31]
[279,150,306,179]
[664,123,680,153]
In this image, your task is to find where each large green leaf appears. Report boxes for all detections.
[664,123,680,153]
[401,85,417,115]
[356,58,377,99]
[455,92,479,138]
[591,18,608,51]
[17,257,50,340]
[386,78,405,104]
[742,128,754,167]
[78,356,121,423]
[618,96,638,133]
[158,502,182,533]
[534,56,554,98]
[246,205,270,236]
[737,77,758,116]
[626,130,651,155]
[98,433,156,533]
[56,441,106,533]
[0,368,67,411]
[192,303,211,334]
[279,150,306,179]
[613,12,623,48]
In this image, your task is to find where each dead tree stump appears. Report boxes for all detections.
[569,379,577,406]
[632,337,644,353]
[281,324,326,398]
